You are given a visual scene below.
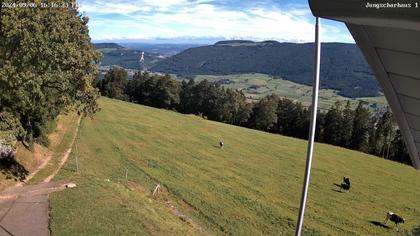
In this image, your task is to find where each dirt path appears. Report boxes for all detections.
[43,117,81,183]
[15,149,53,187]
[14,116,81,187]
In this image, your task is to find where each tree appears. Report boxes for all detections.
[101,68,128,100]
[389,129,412,165]
[294,105,310,139]
[315,111,326,142]
[227,89,252,125]
[248,94,280,131]
[367,115,379,155]
[323,101,343,145]
[340,101,354,147]
[375,108,394,158]
[180,79,196,114]
[0,2,100,147]
[127,72,181,110]
[212,88,250,124]
[350,101,370,151]
[185,80,222,120]
[277,98,298,136]
[154,74,181,109]
[126,71,147,103]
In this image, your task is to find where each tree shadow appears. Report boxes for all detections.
[369,221,390,229]
[0,156,28,182]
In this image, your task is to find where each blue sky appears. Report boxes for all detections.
[78,0,355,43]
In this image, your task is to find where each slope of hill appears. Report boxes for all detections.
[151,41,378,98]
[94,43,164,69]
[49,98,420,235]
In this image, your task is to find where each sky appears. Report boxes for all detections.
[78,0,355,44]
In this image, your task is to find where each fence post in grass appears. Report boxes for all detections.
[125,168,128,183]
[76,155,80,173]
[295,17,321,236]
[152,184,161,197]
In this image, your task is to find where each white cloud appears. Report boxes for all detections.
[141,0,187,7]
[79,2,153,14]
[81,0,354,43]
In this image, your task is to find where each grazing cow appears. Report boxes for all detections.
[385,211,405,231]
[343,177,350,186]
[340,177,351,192]
[219,139,224,149]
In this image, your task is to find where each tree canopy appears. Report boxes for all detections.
[0,1,100,147]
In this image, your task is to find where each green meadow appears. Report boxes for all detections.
[194,73,387,111]
[49,97,420,235]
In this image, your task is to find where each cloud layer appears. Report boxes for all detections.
[78,0,354,43]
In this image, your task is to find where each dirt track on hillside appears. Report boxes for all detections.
[0,116,81,236]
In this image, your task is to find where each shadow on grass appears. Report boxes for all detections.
[331,183,344,193]
[0,156,28,182]
[369,221,390,229]
[412,226,420,236]
[61,167,77,172]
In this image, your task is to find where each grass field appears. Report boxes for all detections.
[49,97,420,235]
[194,73,387,111]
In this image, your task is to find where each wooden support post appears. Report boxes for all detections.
[76,155,79,173]
[75,138,80,173]
[152,184,161,197]
[125,168,128,182]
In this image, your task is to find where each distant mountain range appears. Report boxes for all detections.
[151,40,379,98]
[118,43,204,55]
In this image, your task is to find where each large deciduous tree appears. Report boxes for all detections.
[0,1,100,147]
[101,68,128,100]
[249,94,280,131]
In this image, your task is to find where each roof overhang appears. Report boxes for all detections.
[309,0,420,169]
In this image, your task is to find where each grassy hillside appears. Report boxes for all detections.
[193,73,387,111]
[49,98,420,235]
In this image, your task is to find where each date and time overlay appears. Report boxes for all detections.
[2,1,78,9]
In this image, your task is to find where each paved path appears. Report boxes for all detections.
[0,180,75,236]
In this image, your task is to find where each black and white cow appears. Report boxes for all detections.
[385,211,405,230]
[340,177,351,192]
